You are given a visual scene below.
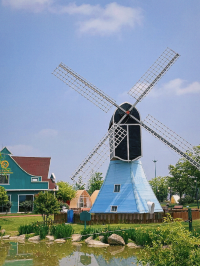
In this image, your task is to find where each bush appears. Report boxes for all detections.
[138,214,200,266]
[18,222,49,240]
[50,224,74,239]
[179,195,194,205]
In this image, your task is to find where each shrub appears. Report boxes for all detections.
[138,214,200,266]
[50,224,74,239]
[18,222,49,239]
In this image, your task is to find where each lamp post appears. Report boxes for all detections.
[194,180,199,209]
[153,159,158,191]
[168,187,172,203]
[157,189,160,202]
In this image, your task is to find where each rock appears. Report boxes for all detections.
[108,234,125,246]
[85,236,93,244]
[72,242,82,247]
[87,240,109,247]
[55,238,66,243]
[46,235,54,241]
[72,234,82,242]
[28,235,40,241]
[19,235,26,240]
[108,245,125,255]
[2,235,10,239]
[9,236,25,242]
[99,236,105,242]
[127,242,141,248]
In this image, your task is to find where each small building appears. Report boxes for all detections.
[69,190,92,211]
[0,147,57,213]
[90,190,100,206]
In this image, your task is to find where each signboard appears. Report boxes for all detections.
[80,211,91,229]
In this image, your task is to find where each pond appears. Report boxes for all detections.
[0,241,141,266]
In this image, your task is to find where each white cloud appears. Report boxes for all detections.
[2,1,143,35]
[2,0,53,12]
[151,79,200,97]
[36,129,58,138]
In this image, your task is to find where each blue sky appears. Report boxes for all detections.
[1,0,200,184]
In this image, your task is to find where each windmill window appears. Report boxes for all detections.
[111,206,118,212]
[114,184,120,192]
[32,177,38,182]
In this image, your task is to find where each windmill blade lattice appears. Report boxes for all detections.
[143,115,200,170]
[70,124,127,181]
[128,48,180,104]
[52,63,116,113]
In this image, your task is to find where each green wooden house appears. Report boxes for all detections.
[0,147,57,213]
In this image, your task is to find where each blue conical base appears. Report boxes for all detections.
[90,160,163,213]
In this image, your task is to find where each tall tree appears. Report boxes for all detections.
[34,191,60,224]
[56,181,76,202]
[149,176,169,202]
[87,172,104,195]
[168,145,200,199]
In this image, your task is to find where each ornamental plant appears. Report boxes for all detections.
[34,191,60,225]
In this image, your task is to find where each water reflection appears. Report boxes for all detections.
[0,241,141,266]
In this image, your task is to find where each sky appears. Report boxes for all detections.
[1,0,200,185]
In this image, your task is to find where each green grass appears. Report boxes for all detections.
[1,213,200,237]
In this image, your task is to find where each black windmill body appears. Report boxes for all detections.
[109,103,142,161]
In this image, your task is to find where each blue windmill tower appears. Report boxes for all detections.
[53,48,200,214]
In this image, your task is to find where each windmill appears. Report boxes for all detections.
[53,48,200,214]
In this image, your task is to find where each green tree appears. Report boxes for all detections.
[56,181,76,202]
[149,176,169,202]
[168,145,200,201]
[34,191,60,225]
[0,186,8,206]
[74,176,86,190]
[87,172,104,195]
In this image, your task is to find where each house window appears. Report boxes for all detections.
[111,206,118,212]
[0,175,9,184]
[32,178,38,182]
[0,195,11,213]
[114,184,120,192]
[19,195,34,212]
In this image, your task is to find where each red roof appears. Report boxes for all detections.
[12,156,56,190]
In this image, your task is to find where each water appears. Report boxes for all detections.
[0,241,141,266]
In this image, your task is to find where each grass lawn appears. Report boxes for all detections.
[1,214,200,236]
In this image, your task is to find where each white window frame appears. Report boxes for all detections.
[31,177,39,182]
[114,184,121,193]
[18,194,34,213]
[0,174,10,185]
[110,206,118,212]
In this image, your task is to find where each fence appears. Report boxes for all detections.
[54,209,200,224]
[54,212,164,225]
[166,209,200,221]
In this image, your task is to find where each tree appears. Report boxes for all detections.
[34,191,60,224]
[149,176,169,202]
[168,145,200,200]
[0,186,8,206]
[87,172,104,195]
[74,176,86,190]
[56,181,76,202]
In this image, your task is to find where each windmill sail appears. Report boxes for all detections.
[143,115,200,170]
[128,48,180,105]
[70,124,127,181]
[52,63,117,113]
